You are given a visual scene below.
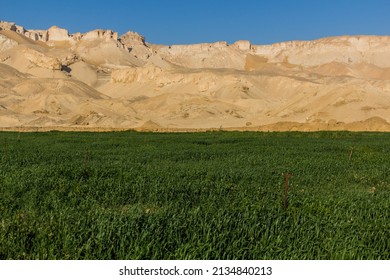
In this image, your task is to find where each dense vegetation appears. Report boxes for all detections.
[0,131,389,259]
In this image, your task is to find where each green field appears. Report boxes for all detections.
[0,131,389,259]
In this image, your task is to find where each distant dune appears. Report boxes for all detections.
[1,20,390,131]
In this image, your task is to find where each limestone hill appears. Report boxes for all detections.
[1,20,390,131]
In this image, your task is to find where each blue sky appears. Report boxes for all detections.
[1,0,389,45]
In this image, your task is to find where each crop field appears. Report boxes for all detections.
[0,131,389,260]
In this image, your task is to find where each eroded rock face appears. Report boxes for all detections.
[83,29,118,41]
[59,54,80,66]
[252,36,390,67]
[0,21,70,42]
[0,21,132,58]
[156,42,246,69]
[23,48,62,70]
[0,21,14,31]
[0,21,125,45]
[119,31,151,59]
[2,19,390,71]
[47,26,70,41]
[232,40,251,51]
[0,34,18,52]
[111,65,163,83]
[163,41,229,55]
[25,30,48,41]
[120,31,146,46]
[0,21,25,33]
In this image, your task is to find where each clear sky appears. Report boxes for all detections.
[1,0,389,45]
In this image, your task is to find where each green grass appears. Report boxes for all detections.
[0,131,389,259]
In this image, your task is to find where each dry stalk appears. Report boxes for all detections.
[283,173,293,211]
[349,146,355,161]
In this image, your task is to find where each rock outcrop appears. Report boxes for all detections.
[25,30,48,41]
[0,33,18,52]
[252,36,390,67]
[22,48,62,70]
[1,21,70,43]
[232,40,251,51]
[0,21,125,46]
[120,31,146,46]
[119,31,151,59]
[83,29,118,41]
[0,21,25,34]
[156,42,246,69]
[47,26,70,41]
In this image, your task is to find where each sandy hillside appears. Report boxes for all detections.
[1,20,390,131]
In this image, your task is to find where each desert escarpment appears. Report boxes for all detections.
[1,20,390,131]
